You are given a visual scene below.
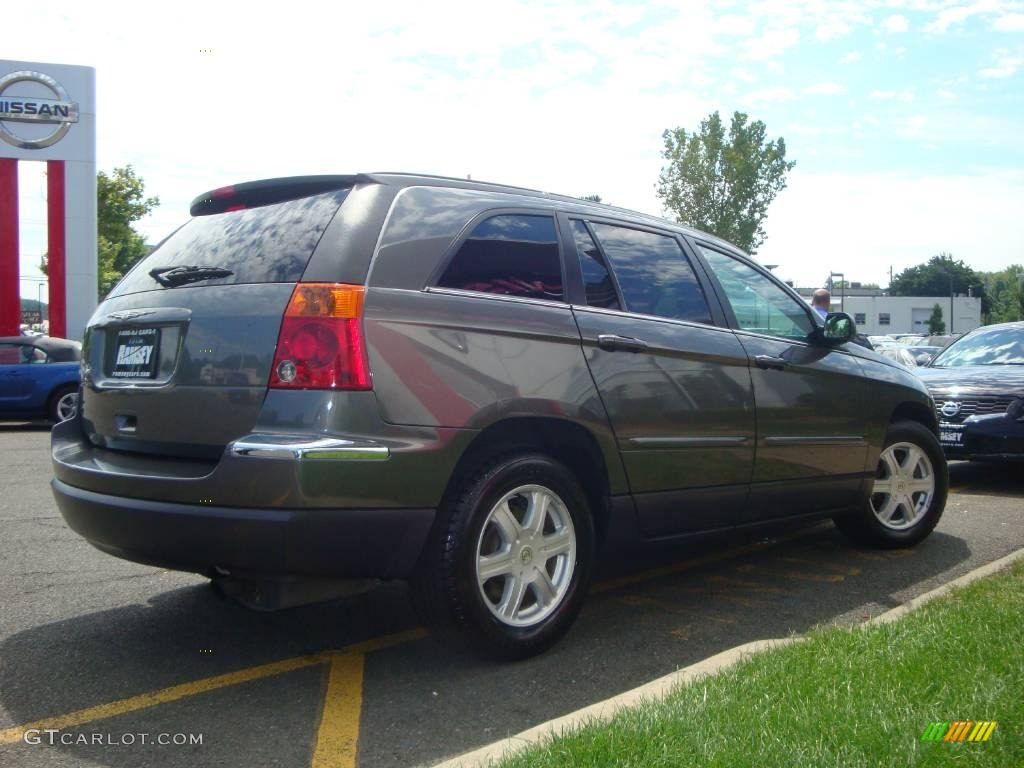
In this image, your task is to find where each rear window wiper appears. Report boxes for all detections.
[150,265,234,287]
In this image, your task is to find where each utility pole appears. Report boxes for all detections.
[942,272,954,335]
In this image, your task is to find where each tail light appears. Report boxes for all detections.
[269,283,371,390]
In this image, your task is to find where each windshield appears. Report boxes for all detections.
[930,327,1024,367]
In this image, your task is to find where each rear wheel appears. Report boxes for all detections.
[834,420,947,548]
[412,453,594,660]
[49,384,79,423]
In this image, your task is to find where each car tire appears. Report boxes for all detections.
[48,384,79,423]
[834,420,947,548]
[411,452,595,661]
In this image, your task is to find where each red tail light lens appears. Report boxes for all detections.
[269,284,371,390]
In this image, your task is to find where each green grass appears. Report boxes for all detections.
[499,562,1024,768]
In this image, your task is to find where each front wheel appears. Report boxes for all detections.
[412,453,595,660]
[834,420,947,548]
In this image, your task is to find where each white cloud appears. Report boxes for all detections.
[883,14,911,31]
[744,27,801,60]
[870,89,916,101]
[803,82,846,95]
[994,12,1024,29]
[842,51,863,63]
[816,20,852,40]
[758,170,1024,286]
[731,67,758,83]
[979,49,1024,77]
[745,86,797,103]
[925,0,1024,34]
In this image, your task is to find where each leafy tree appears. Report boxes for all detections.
[579,194,603,203]
[656,110,795,254]
[979,264,1023,324]
[927,304,946,335]
[889,253,988,314]
[41,165,159,298]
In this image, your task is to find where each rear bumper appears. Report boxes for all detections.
[52,478,434,579]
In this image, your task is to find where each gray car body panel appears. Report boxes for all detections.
[52,173,940,581]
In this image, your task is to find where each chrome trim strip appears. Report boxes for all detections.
[763,436,866,446]
[230,435,390,461]
[626,436,750,448]
[423,286,570,310]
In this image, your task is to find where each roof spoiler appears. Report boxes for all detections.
[189,175,371,216]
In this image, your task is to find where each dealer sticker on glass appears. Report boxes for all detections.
[111,328,160,378]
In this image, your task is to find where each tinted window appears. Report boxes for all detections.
[0,344,20,365]
[24,346,48,363]
[112,189,350,296]
[437,214,563,302]
[700,246,814,340]
[570,220,620,310]
[589,223,710,323]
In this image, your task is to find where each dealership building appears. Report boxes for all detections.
[795,287,982,336]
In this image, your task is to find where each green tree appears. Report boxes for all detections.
[927,303,946,335]
[979,264,1024,323]
[41,165,159,298]
[656,110,795,254]
[889,253,988,315]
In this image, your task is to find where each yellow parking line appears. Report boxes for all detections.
[591,528,817,595]
[311,653,366,768]
[734,563,845,583]
[618,593,747,619]
[705,575,793,594]
[0,628,426,747]
[0,653,328,745]
[778,557,862,576]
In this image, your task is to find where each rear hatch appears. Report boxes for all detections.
[81,180,353,459]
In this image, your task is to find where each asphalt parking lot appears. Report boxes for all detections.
[0,423,1021,768]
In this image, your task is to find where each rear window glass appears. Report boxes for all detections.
[111,189,349,295]
[436,214,564,302]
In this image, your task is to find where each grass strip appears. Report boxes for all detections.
[498,561,1024,768]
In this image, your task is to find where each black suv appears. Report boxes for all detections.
[52,174,947,658]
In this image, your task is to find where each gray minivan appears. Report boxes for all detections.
[52,174,947,659]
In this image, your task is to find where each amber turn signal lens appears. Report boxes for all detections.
[285,283,365,318]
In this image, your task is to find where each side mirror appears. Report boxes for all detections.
[821,312,856,344]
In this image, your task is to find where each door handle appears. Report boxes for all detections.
[754,354,788,371]
[597,334,649,353]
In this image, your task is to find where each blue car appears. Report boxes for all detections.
[0,336,81,423]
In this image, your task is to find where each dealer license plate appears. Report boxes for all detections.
[939,426,964,446]
[111,328,160,378]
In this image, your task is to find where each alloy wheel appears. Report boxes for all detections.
[474,484,576,628]
[870,441,935,530]
[56,391,78,422]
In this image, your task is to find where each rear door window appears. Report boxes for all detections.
[589,223,711,324]
[570,220,621,310]
[436,214,563,302]
[111,188,350,296]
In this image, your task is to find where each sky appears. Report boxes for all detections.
[7,0,1024,299]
